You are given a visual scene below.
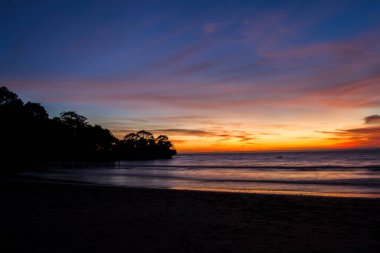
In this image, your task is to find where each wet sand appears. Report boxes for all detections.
[1,178,380,252]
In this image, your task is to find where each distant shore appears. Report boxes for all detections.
[1,177,380,252]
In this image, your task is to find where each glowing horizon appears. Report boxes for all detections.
[1,0,380,152]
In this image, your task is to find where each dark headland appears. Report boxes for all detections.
[0,86,176,172]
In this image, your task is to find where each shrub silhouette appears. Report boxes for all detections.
[117,130,177,160]
[0,86,177,170]
[24,102,49,120]
[60,111,88,128]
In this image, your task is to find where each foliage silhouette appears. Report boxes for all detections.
[117,130,176,160]
[0,86,177,171]
[60,111,88,128]
[24,102,49,120]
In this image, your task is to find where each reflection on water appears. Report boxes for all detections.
[21,150,380,198]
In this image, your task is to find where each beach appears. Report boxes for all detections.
[1,177,380,252]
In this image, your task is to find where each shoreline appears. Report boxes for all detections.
[12,174,380,199]
[1,177,380,252]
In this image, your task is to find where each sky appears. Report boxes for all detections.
[1,0,380,152]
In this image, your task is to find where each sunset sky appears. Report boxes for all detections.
[1,0,380,152]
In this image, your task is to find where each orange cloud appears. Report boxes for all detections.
[319,115,380,148]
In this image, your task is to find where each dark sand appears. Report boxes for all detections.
[1,178,380,253]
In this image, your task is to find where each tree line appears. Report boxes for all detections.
[0,86,177,169]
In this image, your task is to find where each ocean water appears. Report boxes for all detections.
[22,149,380,198]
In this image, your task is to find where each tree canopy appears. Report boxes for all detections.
[118,130,176,159]
[0,86,177,171]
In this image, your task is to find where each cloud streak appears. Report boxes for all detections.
[319,114,380,148]
[365,115,380,125]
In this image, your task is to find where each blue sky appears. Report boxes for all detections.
[1,0,380,151]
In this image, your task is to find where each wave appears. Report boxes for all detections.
[203,178,380,187]
[118,164,380,171]
[41,170,380,187]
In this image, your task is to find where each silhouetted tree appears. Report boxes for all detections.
[156,135,171,147]
[0,86,177,172]
[136,130,155,149]
[0,86,22,106]
[60,111,88,128]
[1,87,25,171]
[24,102,49,120]
[117,131,176,160]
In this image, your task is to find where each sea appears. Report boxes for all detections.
[21,149,380,198]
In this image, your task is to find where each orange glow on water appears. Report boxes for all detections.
[171,187,380,199]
